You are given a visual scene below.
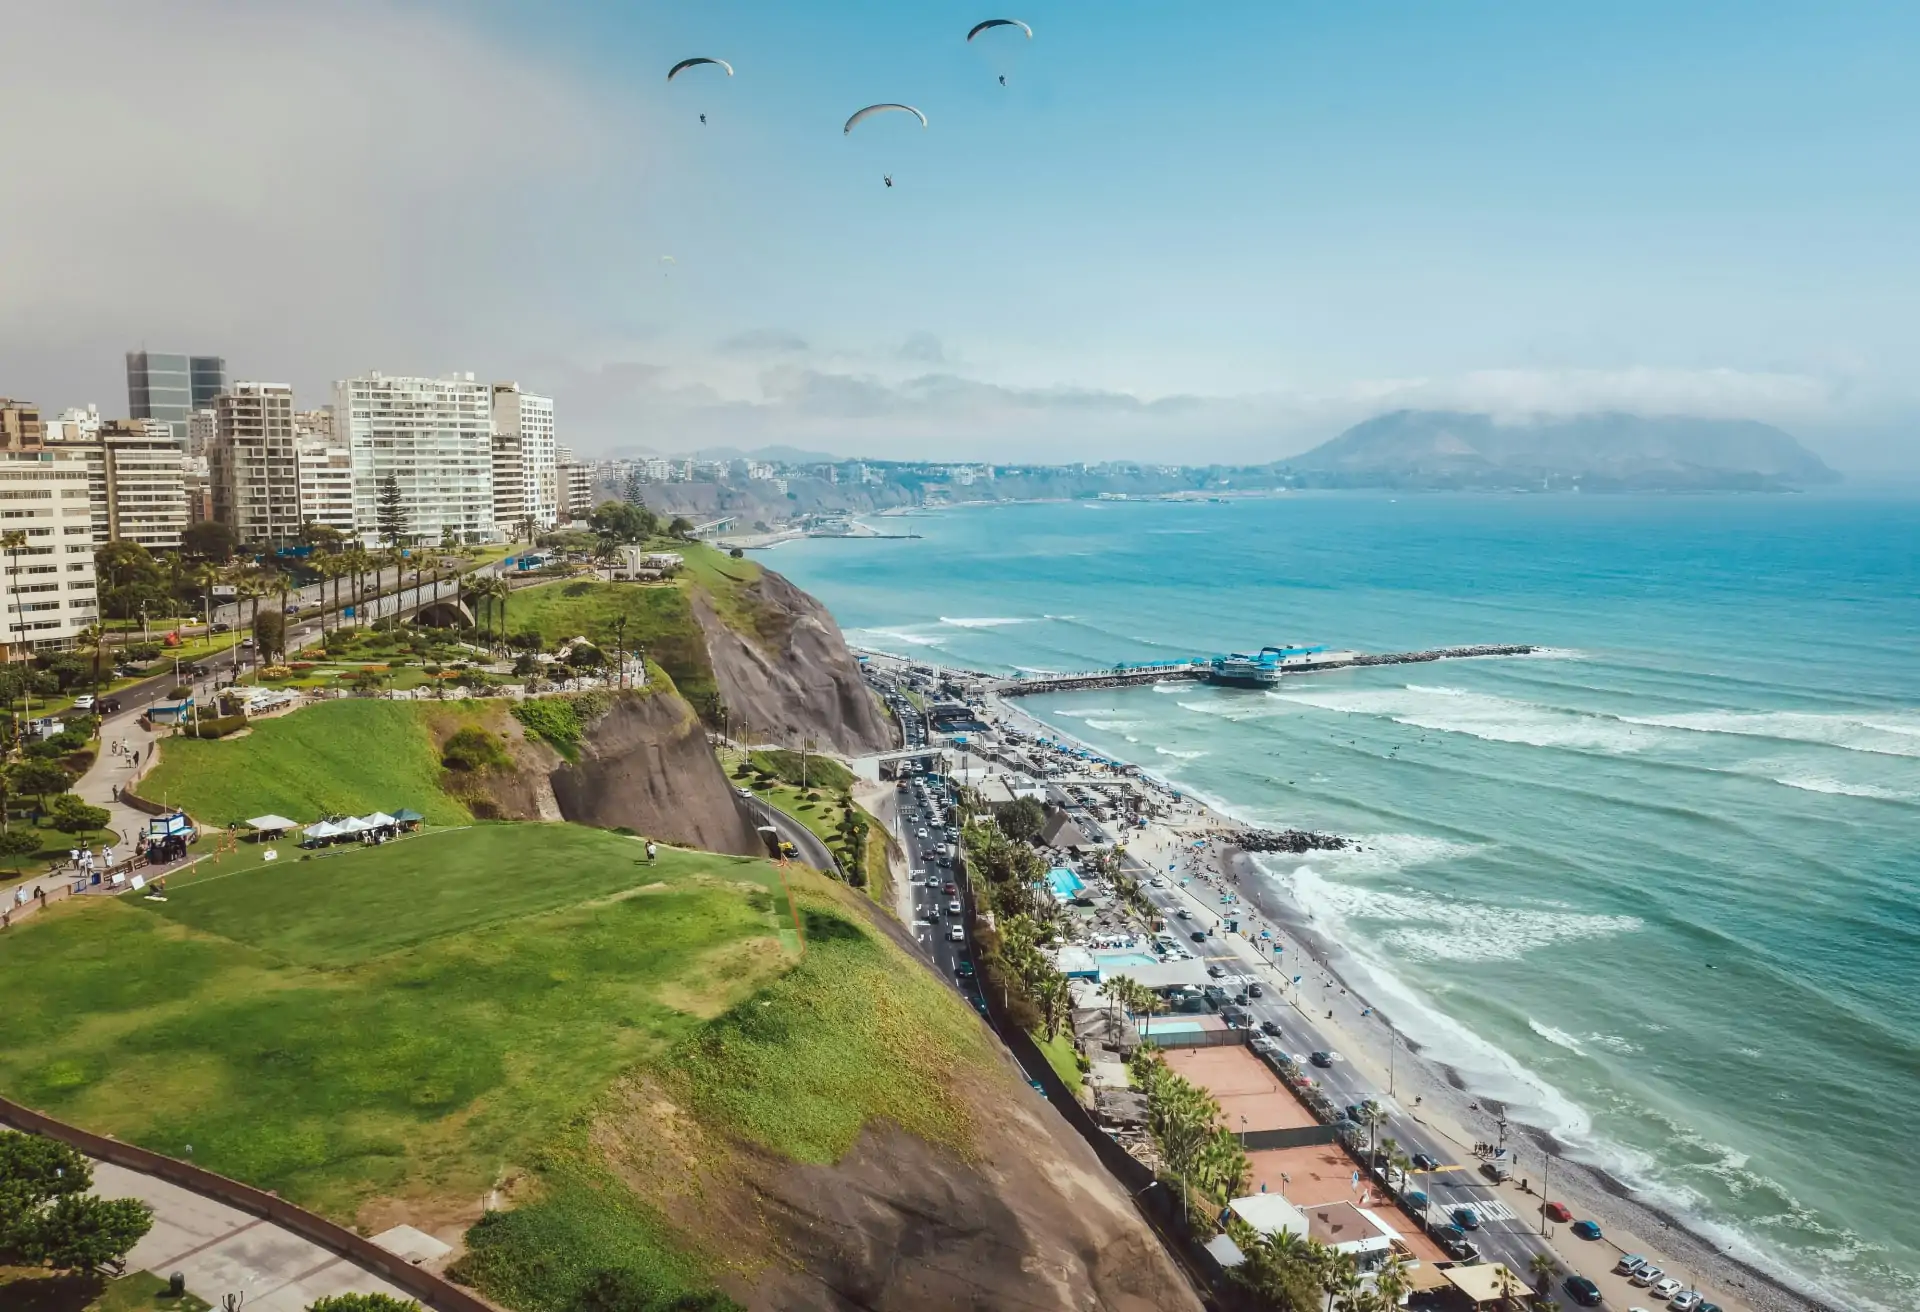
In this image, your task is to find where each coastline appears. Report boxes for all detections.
[986,691,1826,1312]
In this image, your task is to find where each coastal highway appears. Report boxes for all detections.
[1121,848,1578,1296]
[886,778,975,987]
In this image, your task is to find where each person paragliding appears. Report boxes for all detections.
[883,174,893,188]
[967,18,1033,85]
[999,74,1007,86]
[844,103,927,189]
[667,56,733,123]
[699,113,707,124]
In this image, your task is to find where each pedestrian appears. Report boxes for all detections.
[645,840,658,864]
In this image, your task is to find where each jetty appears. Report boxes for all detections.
[981,644,1536,697]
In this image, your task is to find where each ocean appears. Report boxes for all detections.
[767,492,1920,1310]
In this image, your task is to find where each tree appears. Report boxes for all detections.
[1529,1251,1559,1292]
[9,759,73,813]
[300,521,347,549]
[992,796,1046,844]
[375,475,410,547]
[254,607,286,662]
[666,516,695,540]
[94,540,166,620]
[45,794,110,835]
[180,521,237,563]
[307,1297,420,1312]
[589,500,655,543]
[28,1194,153,1275]
[0,1132,151,1276]
[0,829,39,870]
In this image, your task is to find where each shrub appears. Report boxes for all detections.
[190,714,249,740]
[442,726,511,773]
[123,642,161,663]
[169,684,192,700]
[46,793,111,833]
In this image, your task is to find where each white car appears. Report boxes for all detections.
[916,827,928,838]
[70,694,95,710]
[947,899,962,914]
[1668,1294,1703,1312]
[1632,1267,1663,1288]
[948,925,964,942]
[1650,1280,1683,1302]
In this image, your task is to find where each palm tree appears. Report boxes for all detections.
[1529,1252,1559,1293]
[1493,1263,1525,1310]
[1036,972,1070,1042]
[1320,1252,1360,1312]
[488,574,511,651]
[78,622,107,694]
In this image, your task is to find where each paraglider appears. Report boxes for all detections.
[666,57,733,81]
[884,175,893,188]
[999,75,1007,86]
[965,18,1033,42]
[843,103,928,134]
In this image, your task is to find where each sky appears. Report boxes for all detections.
[2,0,1917,468]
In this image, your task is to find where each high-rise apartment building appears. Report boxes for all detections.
[188,408,218,458]
[0,399,45,451]
[210,382,302,547]
[0,436,100,658]
[335,372,493,546]
[556,445,594,523]
[126,352,226,444]
[289,407,353,538]
[45,415,190,550]
[490,383,557,534]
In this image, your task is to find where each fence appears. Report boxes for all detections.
[1144,1025,1253,1051]
[1240,1124,1340,1152]
[0,1094,498,1312]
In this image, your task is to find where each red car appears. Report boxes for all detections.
[944,882,957,895]
[1543,1201,1574,1223]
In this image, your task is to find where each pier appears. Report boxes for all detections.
[983,644,1537,697]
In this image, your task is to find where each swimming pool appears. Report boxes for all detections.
[1046,867,1084,898]
[1096,951,1160,973]
[1139,1018,1206,1034]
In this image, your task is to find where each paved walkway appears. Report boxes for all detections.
[96,1160,414,1312]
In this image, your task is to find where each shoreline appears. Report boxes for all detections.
[985,691,1828,1312]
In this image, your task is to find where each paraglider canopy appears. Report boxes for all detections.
[966,18,1033,41]
[844,103,928,134]
[667,57,733,81]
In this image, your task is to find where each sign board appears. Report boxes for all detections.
[110,872,125,885]
[130,874,145,891]
[211,584,238,598]
[263,849,278,861]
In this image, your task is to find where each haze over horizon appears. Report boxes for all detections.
[4,0,1917,470]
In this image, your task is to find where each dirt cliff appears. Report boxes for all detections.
[693,566,896,757]
[546,691,764,856]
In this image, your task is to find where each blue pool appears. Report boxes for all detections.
[1046,867,1085,898]
[1096,951,1161,973]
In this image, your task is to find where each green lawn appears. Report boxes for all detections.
[139,699,467,826]
[1032,1029,1086,1098]
[495,578,718,710]
[0,825,798,1224]
[0,1268,212,1312]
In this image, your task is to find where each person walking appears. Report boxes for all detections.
[645,840,658,864]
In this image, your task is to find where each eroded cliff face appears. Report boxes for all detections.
[544,691,763,856]
[693,567,896,757]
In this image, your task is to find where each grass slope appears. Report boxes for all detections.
[0,825,796,1223]
[139,699,468,826]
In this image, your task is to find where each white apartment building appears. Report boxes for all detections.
[295,437,356,537]
[0,445,100,657]
[45,409,192,550]
[211,383,302,547]
[555,444,594,523]
[335,372,494,546]
[491,383,557,533]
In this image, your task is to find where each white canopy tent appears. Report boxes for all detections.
[244,815,301,833]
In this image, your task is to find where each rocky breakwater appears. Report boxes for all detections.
[693,565,895,755]
[1225,827,1351,854]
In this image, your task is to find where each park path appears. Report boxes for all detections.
[96,1160,419,1312]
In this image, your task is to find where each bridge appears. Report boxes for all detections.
[985,645,1538,698]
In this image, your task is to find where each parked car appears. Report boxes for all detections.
[1669,1292,1703,1311]
[1544,1201,1574,1223]
[1650,1279,1683,1301]
[1564,1275,1603,1307]
[1411,1153,1439,1172]
[1450,1207,1480,1231]
[1615,1254,1648,1276]
[1403,1190,1428,1213]
[1632,1266,1664,1288]
[1309,1050,1334,1067]
[1572,1218,1604,1240]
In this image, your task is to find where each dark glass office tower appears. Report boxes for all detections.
[127,351,226,442]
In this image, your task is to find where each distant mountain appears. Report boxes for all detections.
[1285,411,1840,491]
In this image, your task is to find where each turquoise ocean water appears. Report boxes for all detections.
[769,493,1920,1309]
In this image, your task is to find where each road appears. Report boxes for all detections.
[885,776,976,987]
[1120,844,1572,1291]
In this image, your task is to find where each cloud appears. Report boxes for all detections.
[716,330,811,356]
[0,0,643,409]
[1385,367,1836,424]
[897,332,947,364]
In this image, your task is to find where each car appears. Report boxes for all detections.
[735,786,754,799]
[1450,1207,1480,1231]
[1447,1239,1480,1263]
[1615,1255,1648,1276]
[97,697,121,715]
[1206,964,1226,978]
[926,906,940,921]
[946,899,962,914]
[1669,1293,1703,1312]
[1189,930,1207,942]
[1695,1303,1723,1312]
[1260,1020,1283,1037]
[1571,1218,1604,1241]
[1403,1190,1429,1213]
[955,960,975,979]
[1309,1050,1334,1068]
[1435,1223,1465,1244]
[70,694,95,710]
[1564,1275,1603,1308]
[1631,1266,1664,1288]
[916,827,929,838]
[1650,1279,1682,1301]
[1544,1201,1574,1223]
[948,925,965,942]
[1149,876,1165,887]
[1232,990,1250,1006]
[1175,908,1191,919]
[1411,1153,1439,1172]
[1245,982,1262,998]
[210,621,231,633]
